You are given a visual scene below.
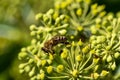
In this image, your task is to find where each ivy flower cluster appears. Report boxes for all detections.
[90,16,120,72]
[18,0,120,80]
[54,0,106,41]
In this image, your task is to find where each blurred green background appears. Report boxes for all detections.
[0,0,120,80]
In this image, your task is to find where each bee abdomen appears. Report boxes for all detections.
[52,36,67,45]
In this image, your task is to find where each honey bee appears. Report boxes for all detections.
[41,36,69,54]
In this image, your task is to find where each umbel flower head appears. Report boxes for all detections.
[18,38,105,80]
[18,0,120,80]
[90,16,120,71]
[30,9,69,40]
[54,0,106,41]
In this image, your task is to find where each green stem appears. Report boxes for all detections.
[83,60,96,71]
[113,41,120,50]
[82,19,95,26]
[70,19,80,27]
[79,75,92,79]
[63,58,73,71]
[53,24,68,30]
[78,51,85,71]
[81,3,89,19]
[68,6,79,23]
[47,76,69,79]
[68,46,74,71]
[113,19,120,32]
[79,53,92,71]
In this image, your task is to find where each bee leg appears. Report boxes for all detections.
[62,41,69,44]
[41,47,49,54]
[49,49,55,55]
[59,50,63,55]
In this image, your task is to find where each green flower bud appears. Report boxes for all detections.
[76,8,82,16]
[38,73,45,80]
[55,17,61,25]
[107,26,113,32]
[57,65,64,73]
[30,31,36,36]
[102,54,107,61]
[91,4,98,10]
[111,62,116,70]
[62,24,69,28]
[29,67,35,77]
[43,15,49,22]
[36,29,41,35]
[47,66,53,74]
[91,41,97,47]
[18,52,28,60]
[37,61,41,67]
[100,36,106,42]
[60,15,65,20]
[96,36,102,43]
[91,9,98,15]
[93,58,99,64]
[102,19,107,26]
[96,24,101,28]
[76,55,82,62]
[24,65,31,72]
[49,54,54,60]
[31,39,37,45]
[90,49,95,54]
[99,11,106,17]
[96,44,102,49]
[41,60,47,66]
[90,36,96,41]
[19,63,27,69]
[27,46,34,51]
[61,1,68,9]
[118,17,120,22]
[21,48,27,52]
[28,59,34,64]
[77,26,83,32]
[31,76,37,80]
[37,35,40,39]
[30,25,36,31]
[47,60,52,64]
[106,46,111,51]
[91,73,99,79]
[77,39,83,46]
[53,12,59,20]
[82,45,89,54]
[114,52,120,59]
[61,49,68,59]
[35,13,43,20]
[58,29,67,35]
[107,15,113,20]
[47,9,54,15]
[70,36,75,40]
[94,65,99,72]
[72,70,78,78]
[107,55,112,62]
[95,18,101,24]
[19,69,24,74]
[100,70,109,77]
[85,0,91,4]
[90,25,97,34]
[72,41,75,46]
[97,5,105,12]
[31,48,37,55]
